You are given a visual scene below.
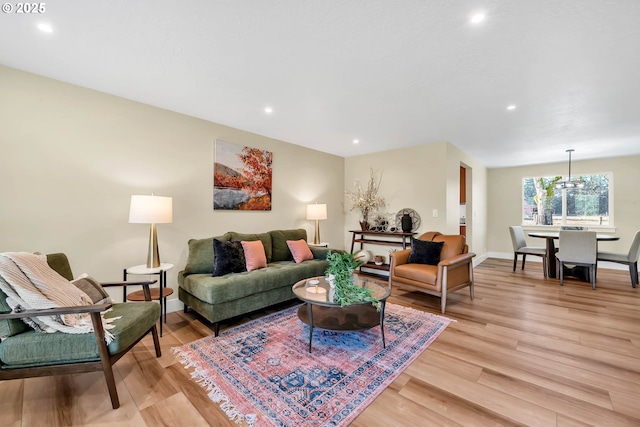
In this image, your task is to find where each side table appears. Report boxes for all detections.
[123,263,174,336]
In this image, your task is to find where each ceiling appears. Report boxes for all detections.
[2,0,640,168]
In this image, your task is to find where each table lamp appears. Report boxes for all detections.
[129,194,173,268]
[306,203,327,245]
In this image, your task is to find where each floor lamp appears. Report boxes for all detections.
[306,203,327,245]
[129,194,173,268]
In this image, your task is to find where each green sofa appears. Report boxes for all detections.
[178,229,330,335]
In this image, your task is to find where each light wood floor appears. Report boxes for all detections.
[2,258,639,426]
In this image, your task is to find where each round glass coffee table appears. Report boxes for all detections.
[292,276,390,353]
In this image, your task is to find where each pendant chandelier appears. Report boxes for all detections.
[555,149,585,190]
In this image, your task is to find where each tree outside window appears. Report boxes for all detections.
[522,173,611,226]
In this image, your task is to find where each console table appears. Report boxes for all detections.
[349,230,416,252]
[350,230,416,279]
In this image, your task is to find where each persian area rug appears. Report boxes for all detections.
[173,303,451,427]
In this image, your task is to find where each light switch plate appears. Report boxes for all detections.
[432,209,438,217]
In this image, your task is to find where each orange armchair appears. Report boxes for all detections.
[389,232,476,313]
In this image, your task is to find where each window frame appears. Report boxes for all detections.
[521,171,614,229]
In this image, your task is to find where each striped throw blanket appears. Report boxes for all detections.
[0,252,117,342]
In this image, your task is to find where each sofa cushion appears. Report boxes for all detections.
[228,232,273,262]
[270,229,307,262]
[71,274,112,304]
[0,301,159,367]
[241,240,268,271]
[0,289,29,339]
[184,233,231,275]
[408,239,444,266]
[212,240,246,277]
[180,260,329,305]
[287,239,314,263]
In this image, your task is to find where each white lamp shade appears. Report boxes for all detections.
[306,203,327,220]
[129,195,173,224]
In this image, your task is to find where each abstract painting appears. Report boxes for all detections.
[214,140,272,210]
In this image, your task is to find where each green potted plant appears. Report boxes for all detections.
[325,250,380,310]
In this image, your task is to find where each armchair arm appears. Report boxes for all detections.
[438,252,476,268]
[100,280,156,287]
[100,280,157,302]
[0,303,111,320]
[389,249,412,269]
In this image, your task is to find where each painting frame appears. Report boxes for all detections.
[213,140,273,210]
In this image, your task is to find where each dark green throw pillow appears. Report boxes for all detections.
[212,239,247,277]
[408,239,444,266]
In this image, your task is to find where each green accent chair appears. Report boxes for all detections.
[0,253,161,409]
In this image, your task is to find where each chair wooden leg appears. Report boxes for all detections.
[521,254,527,270]
[591,264,596,290]
[513,254,518,272]
[90,312,120,409]
[151,324,161,357]
[559,262,564,286]
[630,262,638,288]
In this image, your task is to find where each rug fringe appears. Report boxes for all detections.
[171,347,257,426]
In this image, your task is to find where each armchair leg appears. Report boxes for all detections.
[90,312,120,409]
[151,324,161,357]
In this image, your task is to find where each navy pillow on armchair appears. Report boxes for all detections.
[212,239,247,276]
[407,239,444,266]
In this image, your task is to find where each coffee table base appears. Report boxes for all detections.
[297,302,386,352]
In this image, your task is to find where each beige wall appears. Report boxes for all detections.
[344,142,488,257]
[0,66,345,308]
[488,156,640,255]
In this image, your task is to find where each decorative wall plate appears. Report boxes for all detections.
[395,208,421,232]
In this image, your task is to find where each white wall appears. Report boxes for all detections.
[487,155,640,255]
[344,142,488,257]
[0,66,345,309]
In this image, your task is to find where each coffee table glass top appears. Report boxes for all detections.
[292,276,390,307]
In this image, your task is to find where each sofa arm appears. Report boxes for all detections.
[310,247,331,260]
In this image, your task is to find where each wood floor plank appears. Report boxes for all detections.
[6,258,640,426]
[139,392,210,427]
[0,379,23,427]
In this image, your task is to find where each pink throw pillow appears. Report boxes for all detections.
[241,240,267,272]
[287,239,314,263]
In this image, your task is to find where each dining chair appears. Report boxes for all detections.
[555,231,597,289]
[509,226,547,276]
[596,230,640,288]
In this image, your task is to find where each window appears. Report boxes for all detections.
[522,173,611,226]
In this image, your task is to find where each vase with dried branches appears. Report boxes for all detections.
[346,168,386,230]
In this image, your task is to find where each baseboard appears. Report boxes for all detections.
[166,296,183,314]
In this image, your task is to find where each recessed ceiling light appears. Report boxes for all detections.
[264,107,273,114]
[353,139,359,144]
[507,105,517,111]
[37,23,53,33]
[470,13,485,24]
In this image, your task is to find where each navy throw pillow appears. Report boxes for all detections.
[212,239,247,277]
[407,239,444,266]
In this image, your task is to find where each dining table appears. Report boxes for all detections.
[527,231,619,279]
